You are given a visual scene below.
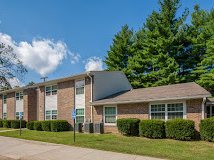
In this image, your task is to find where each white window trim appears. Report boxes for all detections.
[15,92,23,101]
[103,105,117,126]
[76,108,85,123]
[3,94,7,104]
[45,110,58,120]
[149,100,186,121]
[45,84,58,96]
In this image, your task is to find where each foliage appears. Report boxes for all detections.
[0,119,3,127]
[199,117,214,142]
[139,120,165,138]
[117,118,140,136]
[3,120,12,128]
[34,121,43,131]
[50,120,69,132]
[26,121,34,130]
[11,120,26,128]
[41,121,52,131]
[27,81,35,86]
[166,119,195,140]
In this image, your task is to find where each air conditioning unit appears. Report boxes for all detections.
[84,123,93,133]
[75,123,83,133]
[94,123,104,134]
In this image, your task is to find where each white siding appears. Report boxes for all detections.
[75,94,85,109]
[92,71,132,101]
[15,99,23,112]
[45,94,57,110]
[3,103,7,113]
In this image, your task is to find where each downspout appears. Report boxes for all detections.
[87,72,93,123]
[202,97,206,119]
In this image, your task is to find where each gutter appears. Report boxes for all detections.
[90,94,211,106]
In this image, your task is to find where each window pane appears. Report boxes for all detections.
[52,115,57,120]
[76,109,84,115]
[52,85,57,91]
[151,104,165,112]
[16,116,19,120]
[3,95,7,100]
[151,112,165,120]
[46,92,51,96]
[168,112,183,120]
[52,110,57,114]
[16,93,19,97]
[168,103,183,111]
[46,110,51,115]
[75,80,84,88]
[105,107,116,115]
[46,115,51,120]
[76,87,84,95]
[52,90,57,95]
[3,100,6,104]
[46,87,51,92]
[76,116,84,123]
[16,112,19,116]
[105,116,116,123]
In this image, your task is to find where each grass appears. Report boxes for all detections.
[0,130,214,160]
[0,128,13,131]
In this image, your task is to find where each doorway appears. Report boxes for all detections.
[207,106,214,118]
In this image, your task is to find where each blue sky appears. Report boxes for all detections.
[0,0,213,86]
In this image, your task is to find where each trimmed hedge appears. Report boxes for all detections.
[166,119,195,140]
[199,117,214,142]
[117,118,140,136]
[0,119,3,127]
[34,121,43,131]
[41,121,52,131]
[3,120,12,128]
[27,121,34,130]
[11,120,27,129]
[50,120,69,132]
[139,119,165,138]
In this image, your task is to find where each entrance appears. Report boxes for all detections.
[207,106,214,118]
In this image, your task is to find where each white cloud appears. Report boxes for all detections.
[7,77,25,88]
[85,57,103,71]
[0,32,81,76]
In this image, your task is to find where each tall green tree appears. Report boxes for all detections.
[128,0,188,88]
[104,24,135,78]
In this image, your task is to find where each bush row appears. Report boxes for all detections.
[0,119,26,128]
[117,118,195,140]
[27,120,69,132]
[200,117,214,142]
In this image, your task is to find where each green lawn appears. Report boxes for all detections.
[0,130,213,160]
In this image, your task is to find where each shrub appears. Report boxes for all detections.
[0,119,3,127]
[117,118,140,136]
[34,121,43,131]
[139,119,165,138]
[41,121,52,131]
[199,117,214,142]
[50,120,69,132]
[11,120,27,129]
[27,121,35,130]
[166,119,195,141]
[3,120,12,128]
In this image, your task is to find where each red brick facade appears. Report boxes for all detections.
[38,86,45,121]
[85,77,92,122]
[7,92,15,120]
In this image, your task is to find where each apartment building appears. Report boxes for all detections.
[0,71,212,132]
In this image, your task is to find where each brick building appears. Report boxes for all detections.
[0,71,212,132]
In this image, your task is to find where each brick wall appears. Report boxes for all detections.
[7,92,15,120]
[186,98,203,131]
[57,80,75,129]
[0,95,2,119]
[85,77,92,122]
[38,86,45,121]
[23,88,37,122]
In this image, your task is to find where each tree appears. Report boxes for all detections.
[27,81,35,86]
[128,0,187,88]
[0,42,27,89]
[104,24,135,78]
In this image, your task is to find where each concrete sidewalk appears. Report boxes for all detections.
[0,136,163,160]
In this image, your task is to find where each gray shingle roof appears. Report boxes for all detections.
[91,82,211,105]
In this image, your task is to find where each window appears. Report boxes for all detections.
[150,102,185,121]
[46,85,57,96]
[16,112,23,120]
[45,110,57,120]
[3,113,6,120]
[15,92,23,100]
[76,108,84,123]
[151,104,165,120]
[104,106,117,124]
[75,80,84,95]
[3,95,7,104]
